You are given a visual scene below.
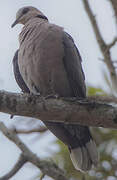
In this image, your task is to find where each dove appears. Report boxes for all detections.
[12,6,98,171]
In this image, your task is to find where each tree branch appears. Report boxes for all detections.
[107,37,117,49]
[82,0,117,92]
[109,0,117,22]
[0,91,117,129]
[0,122,68,180]
[0,154,27,180]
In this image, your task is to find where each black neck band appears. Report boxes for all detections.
[36,15,48,21]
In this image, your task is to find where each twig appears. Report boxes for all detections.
[109,0,117,23]
[0,154,27,180]
[112,60,117,63]
[82,0,117,92]
[107,37,117,49]
[0,122,68,180]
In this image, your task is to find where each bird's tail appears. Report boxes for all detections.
[69,129,98,172]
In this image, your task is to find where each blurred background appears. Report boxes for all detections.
[0,0,117,179]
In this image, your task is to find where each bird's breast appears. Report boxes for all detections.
[18,22,73,96]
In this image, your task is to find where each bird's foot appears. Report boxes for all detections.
[45,94,60,99]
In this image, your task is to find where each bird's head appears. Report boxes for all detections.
[11,6,46,27]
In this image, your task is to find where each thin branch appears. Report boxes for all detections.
[0,122,68,180]
[107,37,117,49]
[109,0,117,23]
[112,61,117,64]
[82,0,117,92]
[0,154,27,180]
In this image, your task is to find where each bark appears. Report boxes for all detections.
[0,91,117,129]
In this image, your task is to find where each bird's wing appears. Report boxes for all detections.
[12,49,30,93]
[63,32,86,98]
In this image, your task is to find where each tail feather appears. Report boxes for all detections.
[86,139,98,167]
[70,147,83,171]
[70,139,98,172]
[81,146,92,170]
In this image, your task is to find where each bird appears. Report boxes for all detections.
[12,6,98,171]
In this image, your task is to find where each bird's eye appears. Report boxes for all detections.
[22,8,29,14]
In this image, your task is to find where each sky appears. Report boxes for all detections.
[0,0,116,179]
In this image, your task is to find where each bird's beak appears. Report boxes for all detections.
[11,19,19,28]
[11,16,22,28]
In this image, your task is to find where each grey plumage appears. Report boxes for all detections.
[13,50,30,93]
[12,6,98,171]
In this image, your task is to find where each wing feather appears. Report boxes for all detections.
[12,50,30,93]
[63,32,86,98]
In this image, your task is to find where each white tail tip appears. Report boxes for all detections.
[70,139,99,172]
